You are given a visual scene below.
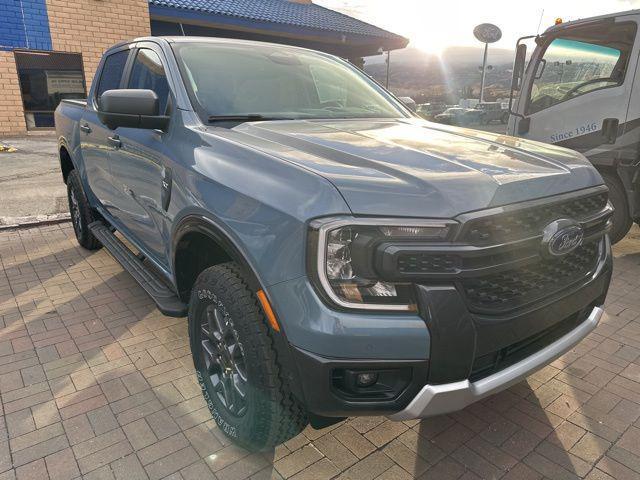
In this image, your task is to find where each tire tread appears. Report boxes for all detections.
[189,263,307,450]
[67,170,101,250]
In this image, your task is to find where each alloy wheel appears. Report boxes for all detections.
[200,304,248,417]
[69,188,82,238]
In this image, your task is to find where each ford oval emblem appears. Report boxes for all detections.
[541,219,584,257]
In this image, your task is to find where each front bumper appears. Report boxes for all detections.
[267,241,610,418]
[388,305,603,420]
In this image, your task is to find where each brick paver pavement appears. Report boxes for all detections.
[0,223,639,480]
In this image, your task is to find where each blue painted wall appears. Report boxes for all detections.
[0,0,52,51]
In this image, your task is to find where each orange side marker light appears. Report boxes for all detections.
[257,290,280,332]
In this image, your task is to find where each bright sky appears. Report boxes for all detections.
[316,0,640,53]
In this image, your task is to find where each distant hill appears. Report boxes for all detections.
[365,45,515,67]
[364,45,516,103]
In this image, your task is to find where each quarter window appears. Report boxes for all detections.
[96,50,129,105]
[528,23,636,115]
[128,49,170,114]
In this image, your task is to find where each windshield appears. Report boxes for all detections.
[171,42,408,122]
[527,22,636,114]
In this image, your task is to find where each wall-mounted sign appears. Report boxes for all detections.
[46,71,85,94]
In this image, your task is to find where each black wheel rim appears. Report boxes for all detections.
[200,304,248,417]
[69,188,82,238]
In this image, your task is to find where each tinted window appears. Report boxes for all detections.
[172,42,405,121]
[128,49,170,114]
[96,50,129,103]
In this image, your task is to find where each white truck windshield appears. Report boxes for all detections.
[528,22,636,114]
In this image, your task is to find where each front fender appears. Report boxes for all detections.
[170,210,267,292]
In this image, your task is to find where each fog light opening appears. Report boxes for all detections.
[356,372,379,388]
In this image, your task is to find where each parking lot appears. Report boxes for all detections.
[0,222,638,479]
[0,136,66,226]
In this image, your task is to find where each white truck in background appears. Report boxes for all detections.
[508,10,640,243]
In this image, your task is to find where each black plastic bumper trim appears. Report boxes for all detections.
[290,347,429,417]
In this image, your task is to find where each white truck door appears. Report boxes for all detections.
[511,17,639,165]
[618,22,640,167]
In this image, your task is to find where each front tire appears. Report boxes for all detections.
[67,170,101,250]
[188,263,307,450]
[601,171,632,244]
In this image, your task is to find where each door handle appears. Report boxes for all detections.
[80,124,91,134]
[107,135,122,149]
[602,118,619,144]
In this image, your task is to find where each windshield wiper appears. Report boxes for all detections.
[207,114,293,123]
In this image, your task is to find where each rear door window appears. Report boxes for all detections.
[95,50,129,106]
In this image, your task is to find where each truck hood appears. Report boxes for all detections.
[230,118,603,218]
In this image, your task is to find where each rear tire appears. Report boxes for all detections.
[67,170,102,250]
[601,171,632,244]
[188,262,307,450]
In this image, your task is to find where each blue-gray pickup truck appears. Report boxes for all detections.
[55,36,613,450]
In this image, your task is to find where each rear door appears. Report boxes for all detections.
[514,18,639,165]
[79,47,132,208]
[106,43,174,267]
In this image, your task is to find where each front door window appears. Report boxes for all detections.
[127,49,170,114]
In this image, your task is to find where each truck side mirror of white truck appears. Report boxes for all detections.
[98,89,169,131]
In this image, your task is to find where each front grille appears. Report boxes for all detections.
[397,253,459,274]
[461,192,608,245]
[469,309,588,381]
[461,242,600,313]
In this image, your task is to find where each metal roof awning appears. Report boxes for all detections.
[148,0,408,58]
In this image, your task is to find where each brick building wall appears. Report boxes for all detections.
[0,0,52,50]
[0,52,28,134]
[0,0,150,135]
[45,0,150,87]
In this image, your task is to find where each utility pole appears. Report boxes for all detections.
[385,50,390,89]
[479,42,488,103]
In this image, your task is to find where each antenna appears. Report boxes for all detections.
[536,9,545,34]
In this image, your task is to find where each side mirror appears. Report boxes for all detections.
[398,96,417,112]
[98,89,169,130]
[511,44,527,91]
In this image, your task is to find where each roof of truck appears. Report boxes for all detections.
[117,35,357,53]
[544,9,640,33]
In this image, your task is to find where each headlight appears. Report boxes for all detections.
[309,218,453,311]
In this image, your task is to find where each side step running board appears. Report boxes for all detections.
[89,221,188,317]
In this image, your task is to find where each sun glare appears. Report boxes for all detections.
[411,35,447,56]
[383,10,469,56]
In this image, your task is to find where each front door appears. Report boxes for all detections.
[107,45,173,267]
[512,18,639,164]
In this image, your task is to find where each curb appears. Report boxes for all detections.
[0,213,71,231]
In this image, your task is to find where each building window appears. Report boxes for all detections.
[14,50,86,129]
